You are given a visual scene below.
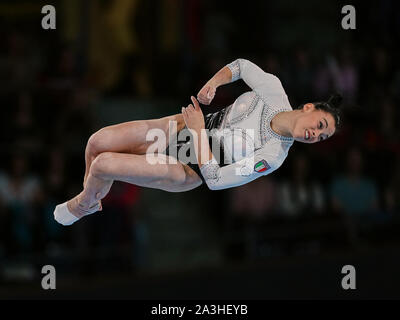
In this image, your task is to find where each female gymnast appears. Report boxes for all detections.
[54,58,342,226]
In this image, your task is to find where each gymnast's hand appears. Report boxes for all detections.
[197,81,216,105]
[182,96,205,132]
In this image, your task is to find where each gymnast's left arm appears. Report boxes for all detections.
[198,151,278,191]
[189,120,269,190]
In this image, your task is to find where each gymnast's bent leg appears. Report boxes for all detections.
[54,152,202,225]
[82,114,185,188]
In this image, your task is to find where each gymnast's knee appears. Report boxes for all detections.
[86,127,111,157]
[167,166,187,187]
[89,152,115,178]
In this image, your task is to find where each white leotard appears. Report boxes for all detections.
[200,58,294,190]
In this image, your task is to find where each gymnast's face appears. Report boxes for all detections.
[293,103,336,144]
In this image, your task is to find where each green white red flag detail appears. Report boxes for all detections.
[254,159,270,173]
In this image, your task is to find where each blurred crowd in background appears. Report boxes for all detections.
[0,0,399,282]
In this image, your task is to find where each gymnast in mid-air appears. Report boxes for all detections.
[54,58,342,226]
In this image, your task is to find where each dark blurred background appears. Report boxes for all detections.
[0,0,399,299]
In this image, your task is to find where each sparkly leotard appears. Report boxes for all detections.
[198,59,294,190]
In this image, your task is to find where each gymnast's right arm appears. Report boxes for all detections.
[225,58,285,97]
[197,65,233,105]
[197,58,284,105]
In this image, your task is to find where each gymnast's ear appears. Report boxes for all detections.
[302,103,315,112]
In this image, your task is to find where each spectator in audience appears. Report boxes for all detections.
[287,47,314,103]
[41,147,69,248]
[230,177,280,221]
[226,177,281,260]
[278,153,326,219]
[329,147,381,247]
[0,153,42,255]
[12,92,43,153]
[327,47,359,105]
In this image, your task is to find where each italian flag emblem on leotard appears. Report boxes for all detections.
[254,160,270,173]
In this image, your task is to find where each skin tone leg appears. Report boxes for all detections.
[79,113,185,211]
[69,152,202,218]
[69,112,201,218]
[83,113,186,188]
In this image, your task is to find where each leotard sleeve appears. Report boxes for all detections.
[227,58,286,98]
[200,146,281,190]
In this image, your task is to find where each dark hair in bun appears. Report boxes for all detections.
[311,93,343,130]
